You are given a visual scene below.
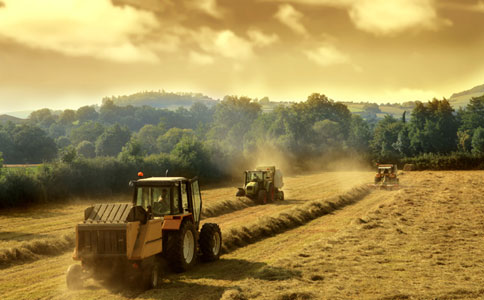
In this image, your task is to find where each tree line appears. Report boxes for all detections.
[1,93,484,207]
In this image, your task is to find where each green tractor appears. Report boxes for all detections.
[236,166,284,204]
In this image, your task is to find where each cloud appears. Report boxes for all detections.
[0,0,160,63]
[189,51,214,65]
[195,28,254,59]
[348,0,448,36]
[186,0,224,18]
[247,29,279,47]
[305,45,349,67]
[268,0,449,36]
[274,4,307,35]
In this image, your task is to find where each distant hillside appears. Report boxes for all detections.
[0,114,27,124]
[449,83,484,108]
[104,91,218,109]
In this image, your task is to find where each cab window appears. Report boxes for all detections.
[181,182,189,212]
[136,186,172,217]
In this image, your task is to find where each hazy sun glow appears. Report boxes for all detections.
[0,0,483,113]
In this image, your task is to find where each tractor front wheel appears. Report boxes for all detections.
[66,264,83,290]
[164,221,197,273]
[267,184,275,203]
[199,223,222,262]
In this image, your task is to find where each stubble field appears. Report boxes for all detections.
[1,170,484,299]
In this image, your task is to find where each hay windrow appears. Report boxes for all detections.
[202,196,257,219]
[0,234,74,268]
[221,186,370,253]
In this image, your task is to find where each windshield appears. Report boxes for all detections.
[136,186,175,217]
[247,171,264,182]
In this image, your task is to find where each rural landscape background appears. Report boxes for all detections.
[2,0,484,299]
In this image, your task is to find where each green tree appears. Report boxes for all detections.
[11,124,57,163]
[119,139,145,163]
[409,99,457,154]
[171,136,210,175]
[312,119,344,152]
[459,95,484,135]
[457,130,471,152]
[76,105,99,123]
[56,136,71,148]
[157,128,195,153]
[135,123,165,154]
[471,127,484,154]
[0,127,14,163]
[48,122,66,139]
[207,96,261,156]
[60,145,77,163]
[29,108,57,128]
[59,109,76,125]
[393,126,411,156]
[370,115,403,161]
[76,140,96,158]
[70,121,105,145]
[347,115,371,153]
[95,124,131,157]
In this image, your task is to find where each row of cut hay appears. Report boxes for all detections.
[221,185,370,253]
[0,234,74,268]
[202,196,257,219]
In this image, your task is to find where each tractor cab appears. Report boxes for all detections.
[131,177,201,226]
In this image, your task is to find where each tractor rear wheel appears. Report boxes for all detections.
[66,264,83,290]
[164,221,197,273]
[199,223,222,262]
[257,190,267,204]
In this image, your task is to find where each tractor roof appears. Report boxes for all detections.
[133,177,188,186]
[137,177,188,182]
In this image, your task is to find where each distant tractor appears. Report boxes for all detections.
[236,166,284,203]
[371,164,399,189]
[66,175,222,290]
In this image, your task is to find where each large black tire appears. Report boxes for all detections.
[66,264,83,290]
[142,257,159,290]
[257,190,267,204]
[199,223,222,262]
[267,183,275,203]
[236,188,246,197]
[164,221,197,273]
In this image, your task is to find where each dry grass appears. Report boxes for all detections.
[0,170,383,299]
[221,186,370,253]
[0,234,74,268]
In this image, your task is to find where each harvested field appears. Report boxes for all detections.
[3,171,483,299]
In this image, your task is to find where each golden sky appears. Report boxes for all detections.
[1,0,484,113]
